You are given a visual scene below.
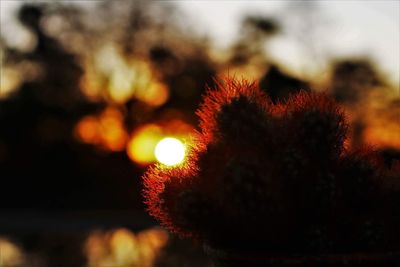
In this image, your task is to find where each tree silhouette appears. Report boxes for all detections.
[259,65,310,103]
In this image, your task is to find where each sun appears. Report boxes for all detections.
[155,137,186,166]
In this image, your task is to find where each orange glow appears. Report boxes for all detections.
[84,228,168,267]
[361,89,400,149]
[109,229,140,264]
[74,107,128,152]
[135,81,169,107]
[75,116,99,144]
[99,108,128,151]
[162,119,195,135]
[137,228,169,253]
[88,44,137,103]
[80,67,104,102]
[126,120,194,166]
[364,122,400,149]
[0,68,21,99]
[126,124,163,165]
[218,55,267,82]
[0,238,26,266]
[80,44,169,105]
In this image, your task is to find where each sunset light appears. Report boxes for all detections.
[74,107,128,152]
[0,1,399,265]
[155,137,186,166]
[126,124,162,166]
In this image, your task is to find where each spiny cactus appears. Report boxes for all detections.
[143,78,400,253]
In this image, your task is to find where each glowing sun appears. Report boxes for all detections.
[155,137,186,166]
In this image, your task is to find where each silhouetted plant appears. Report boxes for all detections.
[144,78,399,261]
[143,78,399,253]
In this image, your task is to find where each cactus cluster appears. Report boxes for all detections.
[143,78,400,253]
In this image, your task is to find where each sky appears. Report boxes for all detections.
[1,0,399,86]
[175,0,400,85]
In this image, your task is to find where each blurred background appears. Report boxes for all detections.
[0,0,399,266]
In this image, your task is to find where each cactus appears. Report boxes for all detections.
[143,78,400,255]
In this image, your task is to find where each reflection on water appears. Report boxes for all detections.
[84,228,168,267]
[0,227,210,267]
[0,238,26,267]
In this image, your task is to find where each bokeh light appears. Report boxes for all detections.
[0,238,26,266]
[84,228,168,267]
[0,68,21,99]
[80,43,169,106]
[74,107,128,152]
[0,1,398,264]
[155,137,186,166]
[126,124,163,166]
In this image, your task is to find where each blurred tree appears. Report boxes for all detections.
[229,15,279,66]
[0,4,139,210]
[0,1,216,210]
[329,59,385,149]
[283,1,329,75]
[330,59,384,104]
[18,4,85,109]
[259,65,310,103]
